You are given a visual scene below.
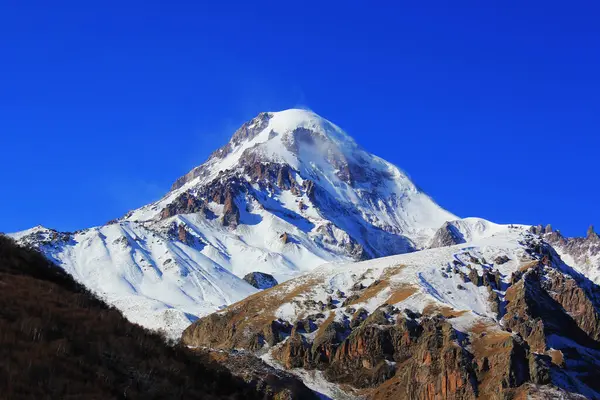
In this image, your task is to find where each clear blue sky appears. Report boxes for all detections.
[1,1,598,237]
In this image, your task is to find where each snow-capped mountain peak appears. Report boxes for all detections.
[132,109,455,250]
[171,109,363,192]
[210,109,359,165]
[10,109,458,338]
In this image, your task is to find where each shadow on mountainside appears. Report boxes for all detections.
[0,234,303,399]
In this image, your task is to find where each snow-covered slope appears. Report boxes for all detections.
[11,222,258,339]
[8,109,459,337]
[126,109,456,252]
[187,224,533,344]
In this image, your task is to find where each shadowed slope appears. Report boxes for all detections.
[0,235,306,399]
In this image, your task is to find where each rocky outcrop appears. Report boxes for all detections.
[302,179,316,201]
[267,311,544,399]
[529,224,546,235]
[499,252,600,395]
[243,272,279,290]
[331,316,477,396]
[181,279,301,351]
[160,192,209,219]
[239,161,302,194]
[541,267,600,342]
[276,165,294,190]
[587,225,599,241]
[468,267,482,286]
[184,303,550,399]
[469,328,531,395]
[228,112,272,148]
[177,224,191,244]
[222,191,240,227]
[429,222,465,248]
[502,264,559,352]
[315,222,367,261]
[494,255,510,265]
[279,232,290,244]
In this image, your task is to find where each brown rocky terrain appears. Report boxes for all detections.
[182,232,600,399]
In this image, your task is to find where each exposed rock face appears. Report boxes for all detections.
[243,272,279,290]
[302,179,316,201]
[222,191,240,227]
[500,247,600,394]
[494,255,510,265]
[185,305,545,399]
[276,164,294,190]
[14,227,73,247]
[177,224,190,244]
[429,221,465,248]
[182,304,293,352]
[468,267,482,286]
[315,222,368,261]
[588,225,599,240]
[541,267,600,342]
[156,149,409,263]
[280,232,290,244]
[530,224,545,235]
[469,328,531,394]
[327,315,479,397]
[160,192,209,219]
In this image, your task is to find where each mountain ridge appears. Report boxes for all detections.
[182,225,600,399]
[8,109,600,399]
[9,109,459,338]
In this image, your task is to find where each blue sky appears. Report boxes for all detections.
[1,1,598,237]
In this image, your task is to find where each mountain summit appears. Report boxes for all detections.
[10,109,456,337]
[9,110,600,399]
[129,109,456,252]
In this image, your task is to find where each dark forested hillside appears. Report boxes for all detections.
[0,235,279,399]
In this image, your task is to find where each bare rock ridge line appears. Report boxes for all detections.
[534,222,600,284]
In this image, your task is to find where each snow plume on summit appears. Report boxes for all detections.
[11,109,457,337]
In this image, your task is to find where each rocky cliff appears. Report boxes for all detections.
[183,228,600,399]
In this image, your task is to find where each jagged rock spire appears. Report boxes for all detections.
[587,224,599,240]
